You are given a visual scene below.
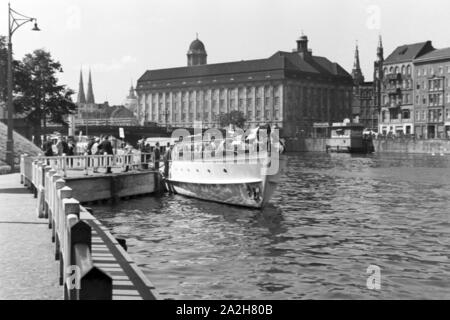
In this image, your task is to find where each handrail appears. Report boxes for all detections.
[26,153,155,177]
[22,157,113,300]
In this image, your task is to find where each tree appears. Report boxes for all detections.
[219,110,246,129]
[13,49,77,146]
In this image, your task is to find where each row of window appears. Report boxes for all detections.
[381,109,450,122]
[417,66,450,76]
[147,86,282,103]
[385,65,450,77]
[383,92,450,106]
[148,109,282,122]
[384,64,412,75]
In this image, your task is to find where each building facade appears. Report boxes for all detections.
[413,48,450,139]
[378,41,450,138]
[351,42,377,129]
[378,41,435,136]
[136,35,354,137]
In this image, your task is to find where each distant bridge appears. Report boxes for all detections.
[3,119,174,145]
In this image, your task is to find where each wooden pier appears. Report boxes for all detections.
[18,154,161,300]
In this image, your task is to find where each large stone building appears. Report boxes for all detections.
[136,34,354,137]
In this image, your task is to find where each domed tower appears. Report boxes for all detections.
[187,35,207,66]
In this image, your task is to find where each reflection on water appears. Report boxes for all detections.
[93,152,450,299]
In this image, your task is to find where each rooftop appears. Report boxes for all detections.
[138,50,350,83]
[414,47,450,63]
[384,41,435,64]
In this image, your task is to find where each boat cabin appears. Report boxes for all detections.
[326,122,366,153]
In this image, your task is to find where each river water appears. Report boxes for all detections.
[92,153,450,300]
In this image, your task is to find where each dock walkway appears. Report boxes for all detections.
[1,170,159,300]
[0,173,60,299]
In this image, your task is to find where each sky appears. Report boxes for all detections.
[2,0,450,105]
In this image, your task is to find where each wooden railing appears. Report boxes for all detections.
[24,153,155,177]
[24,159,112,299]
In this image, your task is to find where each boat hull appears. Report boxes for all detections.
[165,155,287,209]
[168,181,265,208]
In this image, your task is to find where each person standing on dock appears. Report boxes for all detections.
[43,139,54,157]
[91,138,101,173]
[100,135,114,174]
[163,142,172,177]
[154,142,161,171]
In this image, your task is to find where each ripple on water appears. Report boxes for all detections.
[92,153,450,299]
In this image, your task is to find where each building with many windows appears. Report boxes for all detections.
[378,41,435,136]
[136,34,354,137]
[413,48,450,139]
[378,41,450,138]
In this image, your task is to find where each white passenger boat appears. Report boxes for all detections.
[164,132,287,209]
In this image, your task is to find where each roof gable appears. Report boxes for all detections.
[385,41,434,64]
[414,47,450,63]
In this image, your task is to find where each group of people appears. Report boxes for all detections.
[42,136,76,157]
[85,135,114,173]
[41,134,174,176]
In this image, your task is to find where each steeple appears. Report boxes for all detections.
[86,69,95,104]
[77,70,86,104]
[377,35,384,62]
[352,42,365,85]
[128,81,137,99]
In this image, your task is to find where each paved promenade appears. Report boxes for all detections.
[0,173,61,300]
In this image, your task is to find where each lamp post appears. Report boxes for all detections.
[5,3,40,168]
[161,110,170,131]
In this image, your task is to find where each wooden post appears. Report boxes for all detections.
[45,169,57,220]
[84,155,89,176]
[52,178,66,242]
[36,162,47,218]
[49,174,62,233]
[32,160,39,198]
[56,186,72,261]
[43,166,53,219]
[69,220,112,300]
[20,154,25,184]
[64,213,79,300]
[62,154,67,178]
[57,188,73,285]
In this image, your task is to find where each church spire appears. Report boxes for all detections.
[77,69,86,104]
[352,41,365,85]
[377,34,384,62]
[86,69,95,104]
[128,80,136,99]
